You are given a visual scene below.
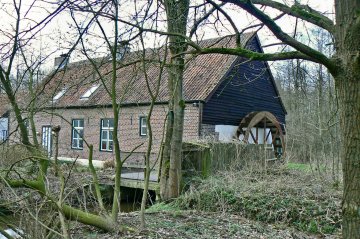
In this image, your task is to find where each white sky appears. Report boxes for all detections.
[0,0,334,73]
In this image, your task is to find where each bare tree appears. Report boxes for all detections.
[0,0,119,233]
[185,1,359,237]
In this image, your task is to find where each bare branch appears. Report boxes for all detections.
[206,0,241,46]
[241,0,335,33]
[194,46,319,62]
[219,0,337,74]
[189,2,226,38]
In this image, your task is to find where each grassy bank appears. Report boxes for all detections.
[73,211,327,239]
[161,164,342,235]
[72,163,342,238]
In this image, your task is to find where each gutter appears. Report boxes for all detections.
[41,100,206,111]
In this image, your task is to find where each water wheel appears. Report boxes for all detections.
[235,111,285,157]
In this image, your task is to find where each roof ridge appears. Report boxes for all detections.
[62,32,256,70]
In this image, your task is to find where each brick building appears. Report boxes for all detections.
[0,95,10,142]
[9,32,286,163]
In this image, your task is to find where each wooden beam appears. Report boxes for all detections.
[250,130,258,144]
[265,127,271,141]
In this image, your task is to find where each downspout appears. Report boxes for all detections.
[6,111,10,142]
[198,101,203,138]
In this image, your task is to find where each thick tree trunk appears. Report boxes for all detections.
[336,70,360,238]
[159,0,189,200]
[334,1,360,237]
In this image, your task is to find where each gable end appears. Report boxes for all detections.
[202,35,286,126]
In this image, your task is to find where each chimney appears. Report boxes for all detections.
[115,41,130,61]
[54,54,69,69]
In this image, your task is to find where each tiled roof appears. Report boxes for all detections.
[0,91,31,117]
[0,94,10,117]
[37,32,255,108]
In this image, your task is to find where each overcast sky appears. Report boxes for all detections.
[0,0,334,72]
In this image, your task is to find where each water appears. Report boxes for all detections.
[120,201,141,212]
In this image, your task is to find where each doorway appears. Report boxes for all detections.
[42,126,52,156]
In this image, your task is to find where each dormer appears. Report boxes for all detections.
[80,84,100,100]
[52,88,67,102]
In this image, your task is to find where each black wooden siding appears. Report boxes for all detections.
[202,37,286,126]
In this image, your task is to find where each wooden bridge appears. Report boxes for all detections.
[56,156,161,191]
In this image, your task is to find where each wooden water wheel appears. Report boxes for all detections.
[235,111,285,157]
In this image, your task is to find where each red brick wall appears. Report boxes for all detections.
[10,103,200,163]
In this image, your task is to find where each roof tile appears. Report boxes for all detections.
[38,33,255,108]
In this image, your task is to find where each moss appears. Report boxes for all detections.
[290,5,322,23]
[62,205,116,232]
[178,99,186,109]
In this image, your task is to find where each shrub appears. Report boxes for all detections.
[172,166,342,234]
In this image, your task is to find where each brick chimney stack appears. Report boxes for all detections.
[54,54,69,69]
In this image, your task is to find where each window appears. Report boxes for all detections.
[100,118,114,151]
[139,116,147,136]
[80,84,100,99]
[52,88,66,102]
[1,130,8,141]
[72,119,84,149]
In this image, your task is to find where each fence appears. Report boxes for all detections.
[182,141,277,177]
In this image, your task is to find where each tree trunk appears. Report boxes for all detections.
[334,1,360,237]
[336,71,360,238]
[168,57,186,198]
[159,0,189,200]
[160,81,174,200]
[28,70,39,147]
[110,2,123,222]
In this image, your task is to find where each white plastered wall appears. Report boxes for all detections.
[215,125,273,145]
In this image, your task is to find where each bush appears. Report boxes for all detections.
[172,166,342,234]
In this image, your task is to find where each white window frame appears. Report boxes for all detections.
[1,130,8,141]
[100,118,114,152]
[42,126,52,156]
[80,84,100,99]
[139,116,147,136]
[72,119,84,150]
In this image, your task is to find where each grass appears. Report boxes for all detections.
[286,162,312,171]
[73,210,317,238]
[146,202,180,213]
[160,165,342,235]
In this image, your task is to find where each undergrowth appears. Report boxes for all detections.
[166,166,342,235]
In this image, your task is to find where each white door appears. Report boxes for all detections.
[42,126,52,156]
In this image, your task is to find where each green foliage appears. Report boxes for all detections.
[286,163,311,171]
[171,167,342,235]
[146,202,180,213]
